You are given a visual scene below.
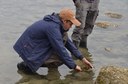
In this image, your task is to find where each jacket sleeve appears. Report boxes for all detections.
[65,38,83,60]
[46,25,76,69]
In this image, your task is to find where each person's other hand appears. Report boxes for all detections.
[75,65,82,72]
[82,58,93,68]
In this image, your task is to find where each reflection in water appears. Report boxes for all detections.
[15,48,95,84]
[16,69,95,84]
[15,70,47,84]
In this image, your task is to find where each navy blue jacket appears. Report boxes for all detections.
[13,13,83,72]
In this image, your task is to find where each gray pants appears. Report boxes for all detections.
[72,0,100,48]
[42,52,63,68]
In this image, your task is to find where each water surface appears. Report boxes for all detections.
[0,0,128,84]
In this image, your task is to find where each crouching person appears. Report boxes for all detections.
[13,8,93,74]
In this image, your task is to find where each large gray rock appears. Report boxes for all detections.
[95,66,128,84]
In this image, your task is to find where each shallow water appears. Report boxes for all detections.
[0,0,128,84]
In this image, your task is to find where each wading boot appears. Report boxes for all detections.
[79,36,88,50]
[17,62,35,74]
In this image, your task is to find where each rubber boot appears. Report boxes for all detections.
[79,35,88,49]
[17,62,35,74]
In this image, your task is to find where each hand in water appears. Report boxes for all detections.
[82,58,93,69]
[75,65,82,72]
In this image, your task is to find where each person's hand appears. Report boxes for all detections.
[82,58,93,69]
[75,65,82,72]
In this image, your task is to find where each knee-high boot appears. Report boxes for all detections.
[79,35,88,49]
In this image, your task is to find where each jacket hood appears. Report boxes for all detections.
[43,13,69,32]
[43,13,62,25]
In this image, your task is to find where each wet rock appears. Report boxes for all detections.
[48,80,63,84]
[105,12,123,19]
[95,66,128,84]
[104,48,112,52]
[46,68,61,81]
[26,79,48,84]
[95,22,110,28]
[73,71,94,80]
[74,47,93,71]
[72,80,93,84]
[75,60,93,71]
[95,22,118,28]
[65,65,94,81]
[15,70,48,84]
[66,47,95,82]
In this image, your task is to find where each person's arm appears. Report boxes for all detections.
[65,38,83,60]
[65,38,93,69]
[46,25,77,69]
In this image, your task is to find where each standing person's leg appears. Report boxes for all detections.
[80,10,99,48]
[79,0,100,49]
[71,0,89,49]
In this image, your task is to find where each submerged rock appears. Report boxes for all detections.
[105,12,123,19]
[46,68,61,81]
[67,47,95,81]
[104,48,112,52]
[95,66,128,84]
[74,47,93,71]
[95,22,118,28]
[95,22,110,28]
[15,70,48,84]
